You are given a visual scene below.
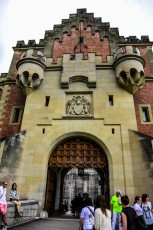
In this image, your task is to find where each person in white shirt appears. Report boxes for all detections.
[79,197,94,230]
[0,181,8,229]
[133,195,147,229]
[133,196,143,216]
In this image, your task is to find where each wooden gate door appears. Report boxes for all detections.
[44,168,56,215]
[48,138,107,168]
[45,138,109,215]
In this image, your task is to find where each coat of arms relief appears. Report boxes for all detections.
[66,95,91,116]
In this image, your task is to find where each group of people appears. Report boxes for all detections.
[1,181,153,230]
[79,194,111,230]
[79,190,153,230]
[111,190,153,230]
[0,181,21,229]
[71,194,85,218]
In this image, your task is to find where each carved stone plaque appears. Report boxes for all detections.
[66,95,91,116]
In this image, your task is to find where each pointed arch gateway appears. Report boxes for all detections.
[45,137,109,216]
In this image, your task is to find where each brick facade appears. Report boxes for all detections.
[138,46,152,77]
[134,82,153,137]
[0,85,25,138]
[52,22,110,63]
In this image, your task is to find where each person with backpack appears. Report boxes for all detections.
[79,197,94,230]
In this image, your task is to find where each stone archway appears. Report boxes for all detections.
[44,137,109,215]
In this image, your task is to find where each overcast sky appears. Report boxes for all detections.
[0,0,153,73]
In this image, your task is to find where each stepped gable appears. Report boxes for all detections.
[14,9,152,49]
[44,8,119,41]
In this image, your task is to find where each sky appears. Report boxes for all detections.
[0,0,153,73]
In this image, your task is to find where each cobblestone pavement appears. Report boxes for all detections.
[9,218,80,230]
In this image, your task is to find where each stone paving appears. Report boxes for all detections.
[9,218,80,230]
[8,212,120,230]
[8,218,120,230]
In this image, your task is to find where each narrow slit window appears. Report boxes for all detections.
[109,95,113,106]
[0,89,2,100]
[142,107,150,122]
[11,108,23,123]
[42,128,45,134]
[112,128,115,134]
[45,96,50,106]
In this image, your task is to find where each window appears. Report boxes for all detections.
[45,96,50,106]
[139,105,152,123]
[108,95,113,106]
[112,128,115,134]
[0,89,2,100]
[42,128,45,134]
[10,107,23,124]
[142,107,150,122]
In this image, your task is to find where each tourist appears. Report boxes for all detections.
[71,197,75,216]
[79,197,94,230]
[121,195,136,230]
[133,195,148,229]
[110,189,122,230]
[94,195,111,230]
[9,183,21,216]
[0,181,8,229]
[142,194,153,229]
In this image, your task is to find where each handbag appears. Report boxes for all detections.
[135,215,148,230]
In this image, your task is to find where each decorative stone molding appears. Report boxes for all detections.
[113,46,145,94]
[66,95,91,116]
[16,49,46,95]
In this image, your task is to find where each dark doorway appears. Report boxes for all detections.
[44,168,56,215]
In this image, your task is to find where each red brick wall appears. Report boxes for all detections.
[52,22,110,63]
[134,82,153,137]
[0,85,26,138]
[138,46,151,77]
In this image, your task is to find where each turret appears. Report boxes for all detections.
[113,46,145,94]
[16,49,46,95]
